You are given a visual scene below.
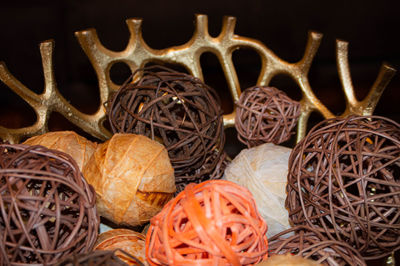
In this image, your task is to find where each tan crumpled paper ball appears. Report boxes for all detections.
[83,133,176,227]
[223,143,291,238]
[23,130,97,171]
[257,254,321,266]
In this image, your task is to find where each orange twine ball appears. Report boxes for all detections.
[146,180,268,265]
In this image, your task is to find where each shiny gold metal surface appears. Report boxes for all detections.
[0,41,111,143]
[386,253,395,266]
[0,14,395,143]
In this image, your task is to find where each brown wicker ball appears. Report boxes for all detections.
[94,229,147,265]
[0,144,99,265]
[107,65,225,190]
[286,115,400,260]
[55,249,144,266]
[235,86,300,147]
[175,150,229,193]
[257,253,322,266]
[268,225,366,266]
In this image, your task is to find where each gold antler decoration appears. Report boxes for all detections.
[0,41,111,143]
[0,14,396,144]
[336,40,396,117]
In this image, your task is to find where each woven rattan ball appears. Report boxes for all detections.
[55,249,144,266]
[94,229,147,265]
[257,253,322,266]
[146,180,268,265]
[268,225,366,266]
[0,144,99,265]
[286,115,400,260]
[235,86,300,147]
[175,149,229,193]
[107,66,225,190]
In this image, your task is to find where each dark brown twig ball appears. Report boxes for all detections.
[286,115,400,260]
[235,86,300,147]
[107,65,225,191]
[174,150,230,194]
[268,225,366,266]
[55,249,144,266]
[0,144,99,265]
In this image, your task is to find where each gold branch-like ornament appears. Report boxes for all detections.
[0,41,111,143]
[336,40,396,117]
[0,14,396,144]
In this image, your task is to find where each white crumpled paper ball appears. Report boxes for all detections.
[223,143,291,238]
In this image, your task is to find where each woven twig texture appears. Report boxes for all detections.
[55,249,144,266]
[235,86,300,147]
[268,225,366,266]
[0,144,99,265]
[108,66,225,190]
[286,115,400,260]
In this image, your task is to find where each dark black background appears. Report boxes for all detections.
[1,0,399,130]
[0,0,400,264]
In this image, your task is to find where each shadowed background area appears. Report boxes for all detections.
[1,0,399,134]
[0,0,400,264]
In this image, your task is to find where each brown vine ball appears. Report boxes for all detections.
[235,86,300,147]
[174,149,229,194]
[0,144,99,265]
[257,254,322,266]
[107,66,225,191]
[94,229,146,265]
[55,249,144,266]
[268,225,366,266]
[286,115,400,260]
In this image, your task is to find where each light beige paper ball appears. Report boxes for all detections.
[83,133,176,226]
[224,143,291,238]
[23,130,97,171]
[257,254,321,266]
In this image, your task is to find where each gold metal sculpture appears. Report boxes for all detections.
[0,14,396,144]
[386,252,396,266]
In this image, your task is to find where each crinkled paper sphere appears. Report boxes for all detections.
[224,143,291,238]
[268,225,366,266]
[286,115,400,260]
[0,144,99,265]
[256,253,321,266]
[83,133,176,226]
[55,249,144,266]
[23,130,97,171]
[146,180,268,266]
[94,229,146,265]
[235,86,300,147]
[107,66,225,190]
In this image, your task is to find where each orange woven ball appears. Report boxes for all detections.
[146,180,268,266]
